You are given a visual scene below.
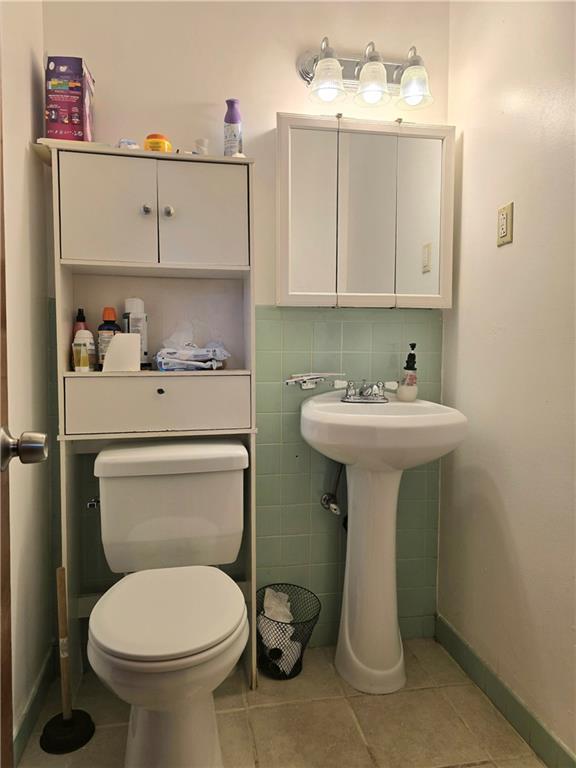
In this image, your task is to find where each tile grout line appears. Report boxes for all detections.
[341,696,380,768]
[435,684,494,762]
[243,706,261,768]
[438,679,534,761]
[245,693,345,711]
[322,647,380,767]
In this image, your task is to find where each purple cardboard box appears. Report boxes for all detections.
[45,56,94,141]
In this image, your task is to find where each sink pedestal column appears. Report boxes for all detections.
[335,466,406,694]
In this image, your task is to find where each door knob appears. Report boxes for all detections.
[1,427,48,472]
[163,205,175,218]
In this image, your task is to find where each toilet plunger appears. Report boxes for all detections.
[40,567,95,753]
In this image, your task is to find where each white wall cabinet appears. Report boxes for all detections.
[157,161,249,266]
[59,151,249,268]
[60,152,159,264]
[277,114,455,308]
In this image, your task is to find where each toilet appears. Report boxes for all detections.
[88,440,250,768]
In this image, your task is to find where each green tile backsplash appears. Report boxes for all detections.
[75,304,443,650]
[255,306,443,646]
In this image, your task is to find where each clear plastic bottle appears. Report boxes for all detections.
[73,329,96,371]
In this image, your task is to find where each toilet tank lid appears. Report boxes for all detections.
[95,440,249,478]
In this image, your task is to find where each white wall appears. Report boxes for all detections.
[38,1,575,752]
[0,1,53,737]
[43,1,450,304]
[442,2,575,752]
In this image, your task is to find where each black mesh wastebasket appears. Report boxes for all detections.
[256,583,321,680]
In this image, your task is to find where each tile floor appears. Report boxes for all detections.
[20,639,544,768]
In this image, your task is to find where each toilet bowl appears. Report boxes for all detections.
[88,565,249,768]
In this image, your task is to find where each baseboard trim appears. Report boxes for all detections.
[12,645,57,766]
[435,616,576,768]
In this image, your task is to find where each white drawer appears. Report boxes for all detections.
[64,374,251,435]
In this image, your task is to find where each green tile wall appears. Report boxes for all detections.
[255,306,443,646]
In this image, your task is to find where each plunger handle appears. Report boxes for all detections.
[56,567,72,721]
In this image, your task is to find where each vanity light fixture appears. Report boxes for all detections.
[355,43,390,106]
[297,39,433,109]
[308,37,346,104]
[398,47,434,109]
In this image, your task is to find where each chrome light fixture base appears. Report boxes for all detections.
[297,50,403,95]
[297,39,432,107]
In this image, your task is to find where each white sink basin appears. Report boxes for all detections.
[300,390,467,695]
[302,391,467,471]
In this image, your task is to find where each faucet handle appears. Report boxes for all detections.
[345,381,356,398]
[285,372,346,391]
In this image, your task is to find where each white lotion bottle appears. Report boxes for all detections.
[122,297,149,369]
[397,343,418,402]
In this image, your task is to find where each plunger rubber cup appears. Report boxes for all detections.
[40,709,95,754]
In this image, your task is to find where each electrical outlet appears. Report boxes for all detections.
[422,242,432,273]
[497,202,514,246]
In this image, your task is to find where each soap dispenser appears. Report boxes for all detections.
[397,343,418,402]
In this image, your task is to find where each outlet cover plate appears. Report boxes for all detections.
[497,202,514,247]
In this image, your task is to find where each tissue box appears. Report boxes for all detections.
[45,56,94,141]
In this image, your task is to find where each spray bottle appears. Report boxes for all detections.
[224,99,242,156]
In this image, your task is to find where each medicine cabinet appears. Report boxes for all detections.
[276,113,455,308]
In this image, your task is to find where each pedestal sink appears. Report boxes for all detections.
[301,391,467,694]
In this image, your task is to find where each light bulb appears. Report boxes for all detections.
[362,87,383,105]
[317,86,339,103]
[404,93,424,107]
[309,57,346,104]
[398,59,433,109]
[355,59,390,106]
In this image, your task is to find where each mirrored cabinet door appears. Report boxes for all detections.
[396,137,443,297]
[287,127,338,304]
[337,132,397,306]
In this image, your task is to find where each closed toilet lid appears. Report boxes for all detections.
[89,566,246,661]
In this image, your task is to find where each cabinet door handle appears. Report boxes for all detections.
[163,205,175,218]
[141,204,152,215]
[157,388,166,395]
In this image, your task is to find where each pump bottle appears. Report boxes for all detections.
[397,343,418,402]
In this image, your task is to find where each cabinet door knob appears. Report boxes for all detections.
[141,204,152,215]
[157,388,165,395]
[163,205,175,218]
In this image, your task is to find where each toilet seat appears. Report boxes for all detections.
[89,565,246,662]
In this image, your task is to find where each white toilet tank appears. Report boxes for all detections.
[94,440,248,573]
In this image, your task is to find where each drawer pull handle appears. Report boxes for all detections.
[157,388,166,395]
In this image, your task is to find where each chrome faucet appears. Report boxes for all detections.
[341,379,397,403]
